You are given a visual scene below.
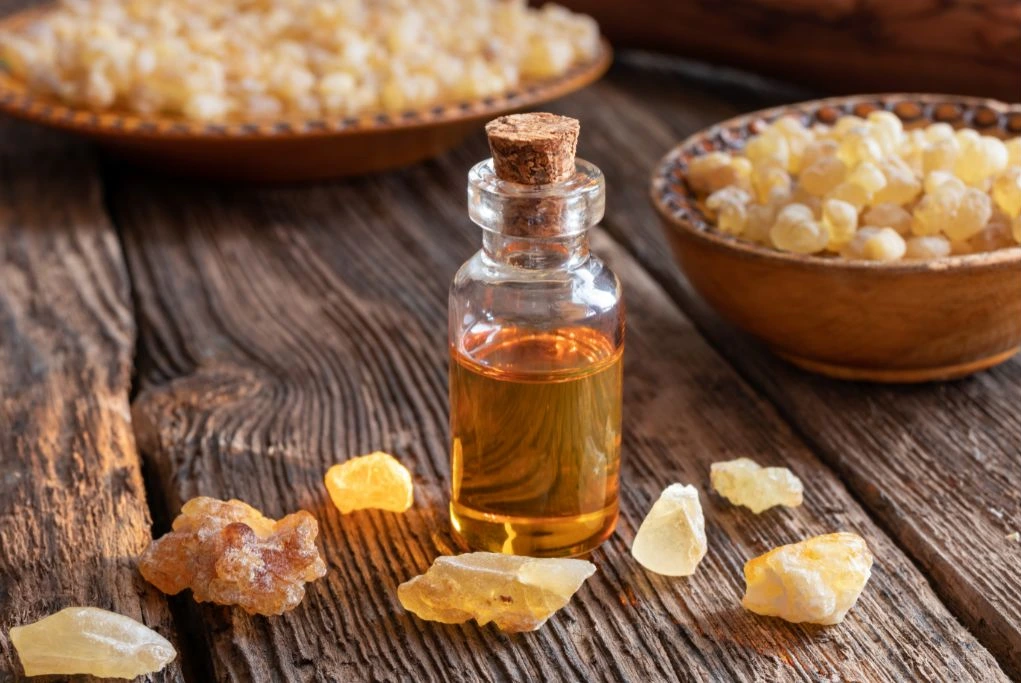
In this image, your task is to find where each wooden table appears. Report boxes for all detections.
[1,54,1018,683]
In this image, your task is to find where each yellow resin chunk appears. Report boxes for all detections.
[325,451,413,514]
[742,532,874,625]
[821,198,858,248]
[860,227,907,262]
[905,235,952,260]
[687,152,752,194]
[631,483,707,576]
[992,167,1021,218]
[397,552,595,632]
[710,457,803,513]
[706,186,751,236]
[770,203,828,254]
[862,203,912,236]
[10,607,176,679]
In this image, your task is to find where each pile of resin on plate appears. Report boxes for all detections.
[711,457,804,513]
[397,552,595,632]
[139,496,327,616]
[631,483,707,576]
[742,532,873,625]
[325,451,414,514]
[0,0,601,121]
[10,607,176,679]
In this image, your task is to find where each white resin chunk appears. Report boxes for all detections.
[742,532,874,625]
[10,606,177,678]
[631,483,707,576]
[710,457,803,513]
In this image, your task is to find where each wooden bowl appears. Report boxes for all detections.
[651,94,1021,383]
[0,7,611,183]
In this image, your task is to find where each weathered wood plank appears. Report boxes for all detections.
[0,125,183,682]
[561,57,1021,677]
[113,129,1005,680]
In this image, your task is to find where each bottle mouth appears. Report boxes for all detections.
[467,158,605,237]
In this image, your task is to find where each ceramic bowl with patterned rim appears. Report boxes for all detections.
[0,7,612,182]
[651,94,1021,383]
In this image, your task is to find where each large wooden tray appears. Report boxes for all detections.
[0,8,612,182]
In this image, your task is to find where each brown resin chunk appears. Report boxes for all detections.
[486,113,580,185]
[139,497,327,616]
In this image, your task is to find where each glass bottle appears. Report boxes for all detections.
[448,114,624,558]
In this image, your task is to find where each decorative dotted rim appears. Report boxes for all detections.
[0,6,611,141]
[651,93,1021,272]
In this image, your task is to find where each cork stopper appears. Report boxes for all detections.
[485,113,580,185]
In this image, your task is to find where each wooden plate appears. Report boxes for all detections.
[652,93,1021,383]
[0,8,612,182]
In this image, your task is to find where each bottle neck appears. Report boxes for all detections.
[467,158,605,266]
[481,230,591,269]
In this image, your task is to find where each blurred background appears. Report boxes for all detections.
[557,0,1019,101]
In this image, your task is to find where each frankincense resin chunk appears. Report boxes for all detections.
[710,457,803,513]
[631,484,707,576]
[742,532,873,625]
[397,552,595,632]
[324,451,413,514]
[10,607,176,679]
[139,497,327,616]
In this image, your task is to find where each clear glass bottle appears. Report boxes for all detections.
[448,115,624,558]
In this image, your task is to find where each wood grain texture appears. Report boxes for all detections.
[557,58,1021,677]
[113,134,1005,680]
[0,125,182,682]
[553,0,1021,101]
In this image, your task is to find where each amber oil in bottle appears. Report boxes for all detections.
[448,114,624,557]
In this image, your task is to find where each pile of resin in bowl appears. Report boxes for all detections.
[686,111,1021,261]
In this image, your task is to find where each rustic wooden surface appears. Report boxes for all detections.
[555,56,1021,677]
[0,56,1019,682]
[109,155,1004,681]
[0,127,183,682]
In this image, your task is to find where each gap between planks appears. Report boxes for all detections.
[100,157,219,683]
[0,124,184,683]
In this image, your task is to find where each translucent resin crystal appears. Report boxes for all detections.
[631,484,707,576]
[10,607,176,679]
[397,552,595,632]
[710,457,803,513]
[742,532,873,625]
[324,451,414,514]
